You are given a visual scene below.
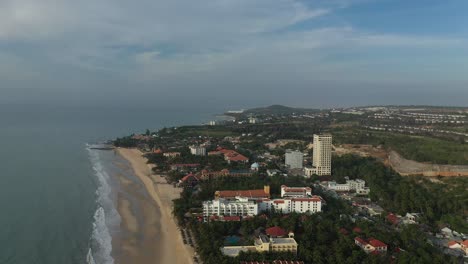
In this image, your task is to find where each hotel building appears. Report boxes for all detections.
[312,134,332,176]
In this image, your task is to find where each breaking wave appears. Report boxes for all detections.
[86,149,120,264]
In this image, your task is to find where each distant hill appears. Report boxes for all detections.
[244,105,320,115]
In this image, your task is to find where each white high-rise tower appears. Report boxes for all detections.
[312,134,332,176]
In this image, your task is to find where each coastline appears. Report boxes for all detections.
[116,148,194,264]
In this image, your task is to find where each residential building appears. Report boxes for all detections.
[312,134,332,176]
[280,185,312,198]
[355,237,388,254]
[189,145,206,156]
[327,181,350,191]
[203,198,259,221]
[265,226,288,238]
[177,173,200,188]
[326,179,370,194]
[215,186,270,200]
[285,150,303,169]
[209,147,249,163]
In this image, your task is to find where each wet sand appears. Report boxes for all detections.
[114,148,194,264]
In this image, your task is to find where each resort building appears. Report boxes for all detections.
[177,173,200,188]
[354,237,388,254]
[215,186,270,200]
[312,134,332,176]
[258,196,323,214]
[199,169,253,180]
[189,145,206,156]
[326,179,370,194]
[203,195,324,221]
[202,198,259,221]
[285,150,303,169]
[280,185,312,198]
[208,147,249,163]
[222,233,298,257]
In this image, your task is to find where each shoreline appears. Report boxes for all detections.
[116,148,194,264]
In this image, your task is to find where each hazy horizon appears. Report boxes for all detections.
[1,0,468,108]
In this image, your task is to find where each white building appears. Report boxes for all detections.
[248,117,260,124]
[312,134,332,175]
[258,196,323,214]
[281,185,312,198]
[348,179,365,190]
[189,145,206,156]
[327,181,350,191]
[285,150,303,169]
[202,198,259,221]
[303,166,315,177]
[327,179,370,194]
[203,196,323,221]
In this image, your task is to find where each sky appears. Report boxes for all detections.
[1,0,467,109]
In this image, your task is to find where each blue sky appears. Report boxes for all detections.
[0,0,467,108]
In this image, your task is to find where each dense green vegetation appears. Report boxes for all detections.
[333,154,468,233]
[332,128,468,165]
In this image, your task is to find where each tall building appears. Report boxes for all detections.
[285,150,303,169]
[312,134,332,176]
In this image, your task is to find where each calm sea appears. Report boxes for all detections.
[0,105,219,264]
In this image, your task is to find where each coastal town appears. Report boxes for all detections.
[114,105,468,264]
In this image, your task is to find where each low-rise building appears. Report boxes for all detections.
[170,163,200,171]
[215,186,270,200]
[203,198,259,221]
[280,185,312,198]
[267,169,281,177]
[222,233,298,257]
[355,237,387,254]
[177,173,200,188]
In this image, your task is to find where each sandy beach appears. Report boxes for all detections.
[115,148,194,264]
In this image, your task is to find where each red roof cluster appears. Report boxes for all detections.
[266,226,288,237]
[209,147,249,162]
[179,173,200,182]
[216,189,269,199]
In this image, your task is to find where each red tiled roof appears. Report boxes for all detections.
[355,237,367,245]
[368,238,387,248]
[291,196,322,202]
[274,200,285,204]
[353,227,362,233]
[217,189,269,199]
[462,240,468,247]
[448,241,459,247]
[223,216,241,222]
[226,153,249,161]
[266,226,287,237]
[180,173,199,182]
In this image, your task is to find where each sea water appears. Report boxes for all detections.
[0,105,218,264]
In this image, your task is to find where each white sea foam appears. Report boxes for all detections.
[86,149,120,264]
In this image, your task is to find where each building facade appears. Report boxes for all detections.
[285,150,304,169]
[312,134,332,175]
[280,185,312,198]
[202,198,259,221]
[189,145,206,156]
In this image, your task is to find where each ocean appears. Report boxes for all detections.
[0,105,219,264]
